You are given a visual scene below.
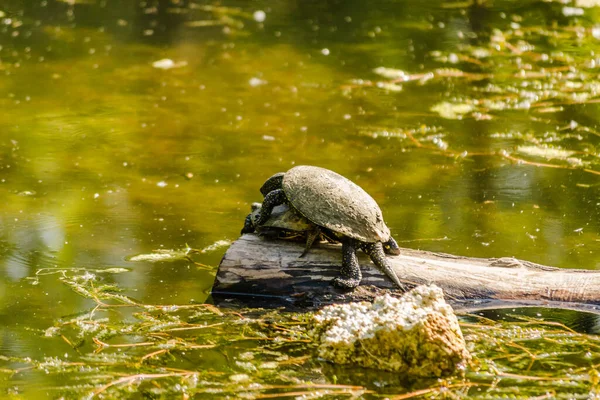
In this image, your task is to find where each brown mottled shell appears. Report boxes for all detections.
[282,166,390,243]
[251,204,314,232]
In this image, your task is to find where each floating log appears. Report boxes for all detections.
[211,234,600,313]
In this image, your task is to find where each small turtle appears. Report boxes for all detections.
[241,202,327,255]
[256,165,403,289]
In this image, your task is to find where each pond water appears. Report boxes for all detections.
[0,0,599,398]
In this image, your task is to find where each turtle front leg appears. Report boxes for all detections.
[383,236,401,255]
[332,241,362,289]
[363,242,405,290]
[256,189,287,225]
[299,226,321,258]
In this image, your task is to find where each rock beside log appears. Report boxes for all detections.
[310,285,470,377]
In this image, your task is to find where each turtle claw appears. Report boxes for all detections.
[299,249,309,258]
[364,242,405,289]
[299,227,321,258]
[332,276,360,289]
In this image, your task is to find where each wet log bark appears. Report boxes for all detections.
[211,234,600,313]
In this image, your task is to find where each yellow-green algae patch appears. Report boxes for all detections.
[311,285,471,377]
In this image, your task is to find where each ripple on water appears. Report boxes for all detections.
[1,204,142,281]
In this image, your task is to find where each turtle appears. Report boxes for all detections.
[255,165,404,290]
[241,202,328,255]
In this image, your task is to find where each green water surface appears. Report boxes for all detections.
[0,0,599,398]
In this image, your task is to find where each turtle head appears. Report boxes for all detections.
[383,236,401,255]
[260,172,285,196]
[242,203,264,234]
[241,212,255,234]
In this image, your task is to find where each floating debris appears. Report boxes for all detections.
[127,249,192,263]
[373,67,407,80]
[253,10,266,23]
[200,240,231,253]
[576,0,600,7]
[152,59,188,70]
[517,146,576,160]
[431,101,474,119]
[248,77,267,87]
[375,81,403,92]
[563,6,585,16]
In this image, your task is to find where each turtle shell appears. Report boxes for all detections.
[282,166,391,243]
